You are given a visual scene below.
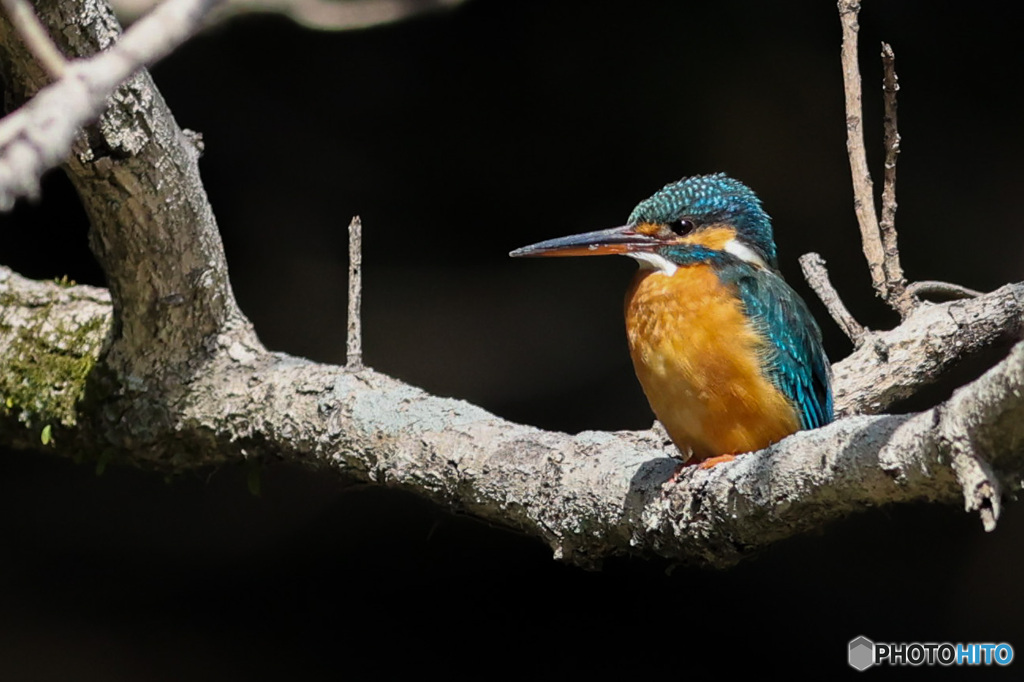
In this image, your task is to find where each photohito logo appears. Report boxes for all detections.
[848,636,1014,670]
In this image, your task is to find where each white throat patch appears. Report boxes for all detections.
[628,252,678,276]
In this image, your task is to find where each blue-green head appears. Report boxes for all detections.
[628,173,777,269]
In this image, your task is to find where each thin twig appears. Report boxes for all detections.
[799,252,866,345]
[837,0,891,304]
[880,42,908,313]
[0,0,67,79]
[346,215,363,371]
[906,280,983,301]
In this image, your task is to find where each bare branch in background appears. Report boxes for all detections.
[0,0,224,209]
[879,42,905,298]
[111,0,468,31]
[826,1,981,325]
[0,0,67,78]
[799,252,866,345]
[837,0,895,305]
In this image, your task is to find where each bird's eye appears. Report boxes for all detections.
[668,218,696,236]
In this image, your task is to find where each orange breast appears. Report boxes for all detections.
[624,264,799,462]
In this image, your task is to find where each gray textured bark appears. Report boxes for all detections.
[832,283,1024,416]
[3,265,1023,567]
[1,0,1023,569]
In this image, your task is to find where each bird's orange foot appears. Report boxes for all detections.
[665,454,737,488]
[697,454,736,469]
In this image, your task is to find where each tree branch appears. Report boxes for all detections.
[878,41,905,298]
[799,252,866,345]
[906,280,984,302]
[109,0,469,31]
[2,265,1023,567]
[832,282,1024,416]
[832,1,975,321]
[838,0,896,306]
[346,216,364,372]
[0,268,111,449]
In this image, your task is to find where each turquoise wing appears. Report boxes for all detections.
[725,264,834,430]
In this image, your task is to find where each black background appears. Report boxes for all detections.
[2,1,1023,678]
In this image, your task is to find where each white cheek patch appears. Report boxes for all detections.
[724,239,769,269]
[627,252,678,276]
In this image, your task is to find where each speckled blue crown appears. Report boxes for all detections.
[628,173,777,268]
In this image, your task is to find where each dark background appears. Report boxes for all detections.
[2,1,1023,678]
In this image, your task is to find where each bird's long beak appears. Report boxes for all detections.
[509,225,659,258]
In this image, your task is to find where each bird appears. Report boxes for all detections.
[509,173,833,468]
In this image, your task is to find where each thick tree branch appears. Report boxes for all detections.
[3,266,1023,566]
[0,268,111,449]
[832,282,1024,416]
[1,0,262,466]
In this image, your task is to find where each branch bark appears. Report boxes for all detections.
[838,0,895,306]
[799,252,866,345]
[3,265,1023,567]
[346,216,364,372]
[832,283,1024,416]
[878,41,905,294]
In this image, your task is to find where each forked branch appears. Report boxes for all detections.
[837,0,900,308]
[813,0,984,348]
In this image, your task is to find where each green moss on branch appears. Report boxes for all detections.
[0,301,106,436]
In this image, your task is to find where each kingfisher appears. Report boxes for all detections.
[510,173,833,467]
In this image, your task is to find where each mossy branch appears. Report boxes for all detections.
[0,268,110,447]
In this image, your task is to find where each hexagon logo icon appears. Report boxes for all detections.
[849,636,875,671]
